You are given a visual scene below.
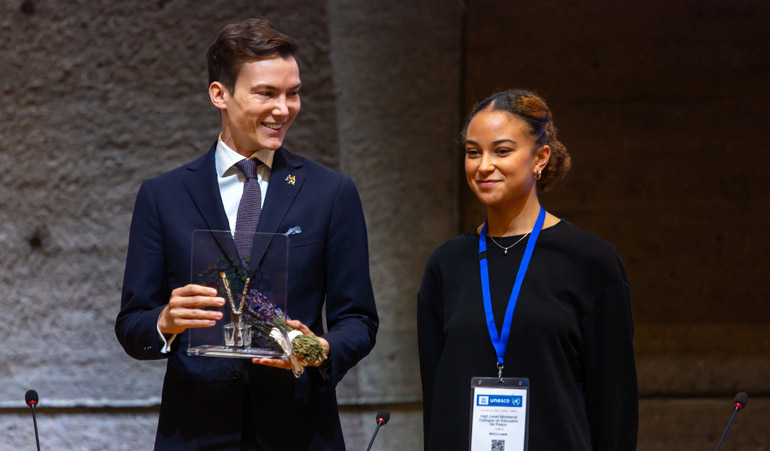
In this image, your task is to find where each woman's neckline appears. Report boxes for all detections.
[471,218,566,238]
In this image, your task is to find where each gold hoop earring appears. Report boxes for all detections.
[536,170,542,181]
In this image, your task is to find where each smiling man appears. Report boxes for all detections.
[115,18,378,450]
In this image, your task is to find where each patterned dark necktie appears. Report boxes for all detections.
[233,158,262,263]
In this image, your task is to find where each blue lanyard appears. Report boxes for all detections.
[479,206,545,373]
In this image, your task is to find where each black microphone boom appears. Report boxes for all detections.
[25,390,41,451]
[715,392,749,451]
[365,409,391,451]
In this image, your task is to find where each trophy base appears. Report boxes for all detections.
[187,345,286,359]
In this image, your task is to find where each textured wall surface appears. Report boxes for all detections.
[0,0,463,449]
[0,0,335,404]
[328,0,464,406]
[5,399,769,450]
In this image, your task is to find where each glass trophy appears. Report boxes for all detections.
[187,230,290,359]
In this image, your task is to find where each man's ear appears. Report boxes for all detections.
[209,81,229,110]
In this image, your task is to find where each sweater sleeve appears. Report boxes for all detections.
[580,278,639,450]
[417,256,445,450]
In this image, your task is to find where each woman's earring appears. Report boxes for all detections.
[536,169,542,181]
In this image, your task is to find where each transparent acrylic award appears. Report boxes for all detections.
[187,230,290,359]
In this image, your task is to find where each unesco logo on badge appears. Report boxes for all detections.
[477,395,522,407]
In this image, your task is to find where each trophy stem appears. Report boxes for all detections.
[232,313,242,348]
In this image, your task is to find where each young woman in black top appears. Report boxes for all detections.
[418,90,638,450]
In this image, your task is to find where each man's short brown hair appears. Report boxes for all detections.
[206,18,298,93]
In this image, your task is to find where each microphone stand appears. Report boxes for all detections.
[365,421,383,451]
[30,402,41,451]
[715,405,740,451]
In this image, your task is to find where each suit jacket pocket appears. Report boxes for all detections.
[285,228,321,249]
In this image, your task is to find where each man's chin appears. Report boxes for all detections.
[257,136,285,151]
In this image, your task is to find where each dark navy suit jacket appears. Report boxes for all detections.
[115,143,378,450]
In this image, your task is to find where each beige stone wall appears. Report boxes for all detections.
[0,0,334,403]
[0,0,462,449]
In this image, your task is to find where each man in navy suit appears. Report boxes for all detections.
[115,18,378,450]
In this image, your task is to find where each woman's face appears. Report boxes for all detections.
[464,109,549,209]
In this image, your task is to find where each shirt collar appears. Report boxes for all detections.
[215,134,275,177]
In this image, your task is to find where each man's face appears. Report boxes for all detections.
[218,56,301,154]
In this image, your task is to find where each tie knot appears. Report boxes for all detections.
[235,159,260,180]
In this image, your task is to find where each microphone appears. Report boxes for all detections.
[25,390,38,407]
[733,391,749,411]
[376,409,390,426]
[715,392,749,451]
[25,390,41,451]
[365,409,390,451]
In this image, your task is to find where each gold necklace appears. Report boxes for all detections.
[488,232,530,255]
[220,272,250,315]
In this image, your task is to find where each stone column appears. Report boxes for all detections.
[327,1,464,448]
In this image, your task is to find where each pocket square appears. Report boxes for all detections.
[284,226,302,236]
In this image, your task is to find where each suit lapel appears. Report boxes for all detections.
[182,142,231,231]
[182,142,240,269]
[249,147,305,272]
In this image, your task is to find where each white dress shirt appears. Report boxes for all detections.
[158,136,275,353]
[215,136,274,232]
